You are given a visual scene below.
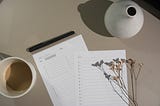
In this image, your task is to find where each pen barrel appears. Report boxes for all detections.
[27,31,75,52]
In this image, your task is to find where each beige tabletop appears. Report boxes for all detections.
[0,0,160,106]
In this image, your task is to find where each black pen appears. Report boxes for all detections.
[26,31,75,52]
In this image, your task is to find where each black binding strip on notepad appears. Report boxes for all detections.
[26,31,75,52]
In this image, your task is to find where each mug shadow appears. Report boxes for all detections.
[78,0,113,37]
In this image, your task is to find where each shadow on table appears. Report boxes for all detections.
[78,0,113,37]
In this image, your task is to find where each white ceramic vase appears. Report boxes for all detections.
[104,0,144,38]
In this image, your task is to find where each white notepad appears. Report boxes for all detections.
[33,35,88,106]
[74,50,128,106]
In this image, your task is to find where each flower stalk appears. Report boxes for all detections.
[92,58,143,106]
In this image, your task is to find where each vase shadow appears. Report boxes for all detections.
[0,0,3,4]
[78,0,113,37]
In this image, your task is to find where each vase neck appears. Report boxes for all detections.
[126,5,137,18]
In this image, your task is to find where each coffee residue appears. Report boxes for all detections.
[5,61,32,91]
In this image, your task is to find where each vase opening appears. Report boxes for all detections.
[126,6,136,17]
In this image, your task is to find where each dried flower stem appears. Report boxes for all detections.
[110,80,129,105]
[92,58,143,106]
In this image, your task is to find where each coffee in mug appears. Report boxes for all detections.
[5,61,32,92]
[0,56,36,98]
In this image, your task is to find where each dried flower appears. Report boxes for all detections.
[126,58,135,66]
[104,61,113,66]
[121,59,126,63]
[92,60,104,67]
[92,58,143,106]
[111,76,119,81]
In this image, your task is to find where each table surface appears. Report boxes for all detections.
[0,0,160,106]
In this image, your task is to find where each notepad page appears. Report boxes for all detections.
[33,35,88,106]
[75,50,128,106]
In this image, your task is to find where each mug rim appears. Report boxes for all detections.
[0,57,36,98]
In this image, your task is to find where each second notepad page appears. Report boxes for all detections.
[74,50,128,106]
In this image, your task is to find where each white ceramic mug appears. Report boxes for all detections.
[0,53,36,98]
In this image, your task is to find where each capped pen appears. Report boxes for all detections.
[26,31,75,52]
